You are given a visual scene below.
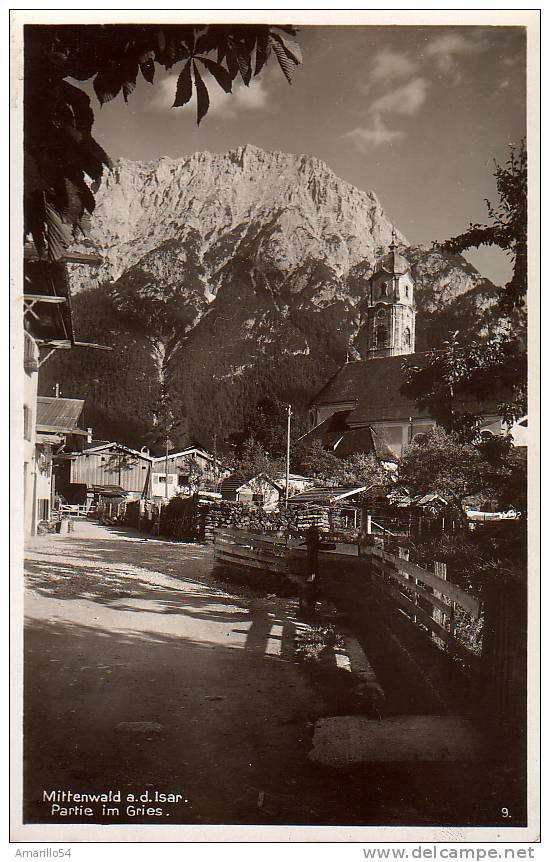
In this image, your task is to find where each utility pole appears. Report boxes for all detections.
[285,404,292,507]
[164,435,170,501]
[157,434,172,536]
[54,382,60,398]
[212,433,218,491]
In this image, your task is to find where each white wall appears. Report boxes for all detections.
[23,334,39,535]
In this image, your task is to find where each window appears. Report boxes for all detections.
[375,324,388,347]
[37,499,49,522]
[480,430,494,441]
[156,474,174,487]
[403,327,411,348]
[405,284,409,298]
[178,474,190,486]
[24,405,32,441]
[379,282,387,297]
[377,308,386,319]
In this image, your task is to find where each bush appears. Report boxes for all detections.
[408,524,526,595]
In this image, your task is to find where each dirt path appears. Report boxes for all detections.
[23,521,513,829]
[23,521,359,826]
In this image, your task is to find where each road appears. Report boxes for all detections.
[23,520,515,828]
[23,520,364,826]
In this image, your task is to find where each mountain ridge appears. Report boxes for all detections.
[42,146,503,450]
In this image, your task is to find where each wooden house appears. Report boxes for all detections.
[287,485,370,532]
[56,441,153,508]
[34,396,89,524]
[149,446,226,500]
[220,474,284,511]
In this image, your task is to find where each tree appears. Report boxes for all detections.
[298,439,394,489]
[402,142,528,438]
[440,139,527,316]
[397,427,526,517]
[402,332,527,438]
[24,24,302,260]
[234,437,285,479]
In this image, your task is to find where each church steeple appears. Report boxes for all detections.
[358,234,416,359]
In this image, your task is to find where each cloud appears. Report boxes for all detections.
[343,30,484,152]
[343,117,404,151]
[370,48,419,86]
[151,70,270,119]
[343,78,427,150]
[425,32,485,79]
[370,77,428,116]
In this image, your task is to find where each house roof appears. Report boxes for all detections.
[36,432,64,445]
[150,446,213,463]
[90,484,128,498]
[24,260,75,346]
[288,485,369,505]
[310,355,505,423]
[82,441,152,461]
[220,473,284,495]
[36,396,85,434]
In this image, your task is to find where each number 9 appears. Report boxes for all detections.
[502,808,510,818]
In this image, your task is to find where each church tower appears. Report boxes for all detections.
[359,231,416,359]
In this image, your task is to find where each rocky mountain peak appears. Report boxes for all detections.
[50,147,502,450]
[72,146,404,289]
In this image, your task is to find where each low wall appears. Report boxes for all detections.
[124,496,360,543]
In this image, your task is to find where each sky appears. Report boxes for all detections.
[90,24,526,287]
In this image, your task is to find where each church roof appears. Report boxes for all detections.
[375,249,410,276]
[310,355,505,423]
[299,410,397,461]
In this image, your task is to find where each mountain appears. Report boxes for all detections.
[40,145,503,452]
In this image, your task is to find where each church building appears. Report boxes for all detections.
[301,235,507,461]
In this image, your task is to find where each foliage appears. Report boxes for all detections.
[404,142,527,434]
[402,332,527,438]
[297,439,343,482]
[397,427,526,516]
[294,625,343,663]
[298,439,393,488]
[409,523,526,594]
[24,24,301,259]
[439,140,527,315]
[233,437,285,480]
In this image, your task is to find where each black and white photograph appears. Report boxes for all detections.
[11,9,539,844]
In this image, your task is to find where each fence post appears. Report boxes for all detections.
[398,546,416,622]
[480,579,527,754]
[432,560,448,648]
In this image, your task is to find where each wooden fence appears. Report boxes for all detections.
[213,528,301,583]
[214,528,481,666]
[213,527,525,740]
[367,544,482,671]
